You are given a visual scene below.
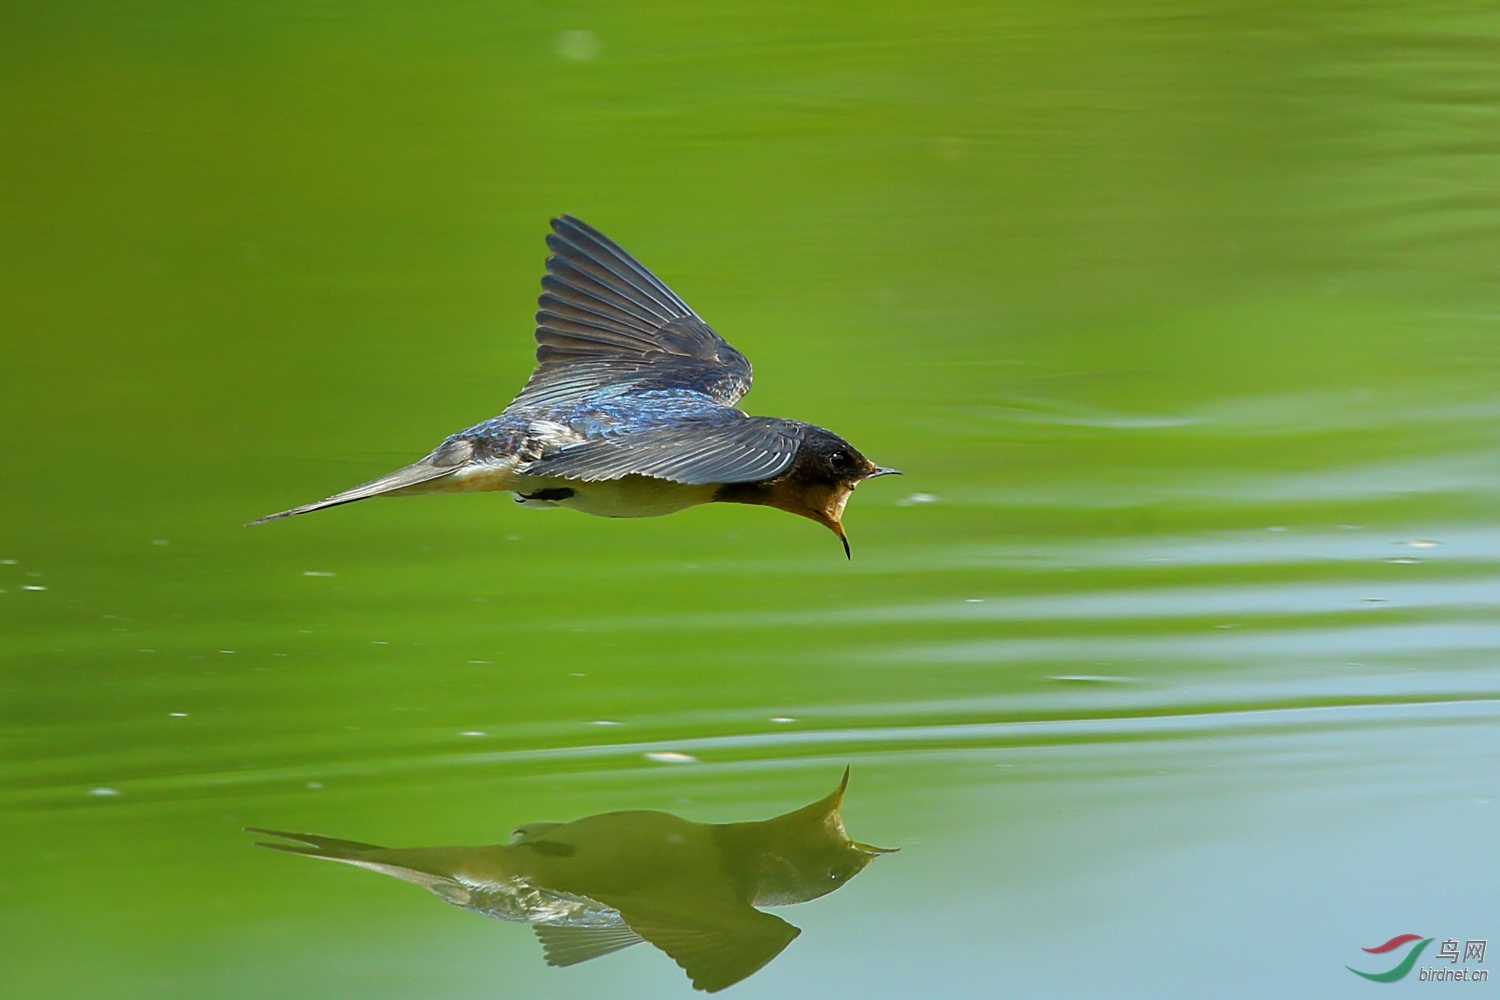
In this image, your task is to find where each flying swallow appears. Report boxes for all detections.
[249,768,895,993]
[250,216,899,556]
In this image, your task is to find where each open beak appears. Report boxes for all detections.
[803,509,852,559]
[807,488,856,559]
[823,468,898,557]
[824,469,899,557]
[800,508,851,559]
[854,841,901,856]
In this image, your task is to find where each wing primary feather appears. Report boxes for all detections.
[543,267,665,327]
[538,293,659,336]
[551,216,693,316]
[546,234,684,321]
[536,315,660,349]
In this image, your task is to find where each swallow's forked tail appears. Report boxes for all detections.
[247,439,476,525]
[247,827,478,906]
[246,827,387,860]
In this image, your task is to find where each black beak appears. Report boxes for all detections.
[866,466,901,479]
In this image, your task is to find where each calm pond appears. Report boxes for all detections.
[3,2,1497,997]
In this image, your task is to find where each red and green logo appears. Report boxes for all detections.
[1347,934,1433,982]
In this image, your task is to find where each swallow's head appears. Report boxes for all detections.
[777,427,899,557]
[741,767,898,907]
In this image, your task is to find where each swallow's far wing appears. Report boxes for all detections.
[617,904,801,993]
[519,415,800,485]
[508,216,754,409]
[532,923,647,967]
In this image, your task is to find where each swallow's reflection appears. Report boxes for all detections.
[250,768,893,992]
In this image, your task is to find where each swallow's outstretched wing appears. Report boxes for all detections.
[509,216,754,410]
[520,413,800,485]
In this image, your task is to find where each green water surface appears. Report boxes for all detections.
[3,2,1498,997]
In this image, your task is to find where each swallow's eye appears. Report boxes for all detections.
[829,451,851,469]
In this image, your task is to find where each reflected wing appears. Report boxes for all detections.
[619,905,801,994]
[532,923,646,967]
[520,415,800,485]
[509,216,754,409]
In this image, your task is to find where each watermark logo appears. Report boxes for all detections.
[1348,934,1487,983]
[1348,934,1432,983]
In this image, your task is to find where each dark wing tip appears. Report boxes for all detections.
[551,214,604,241]
[552,215,636,252]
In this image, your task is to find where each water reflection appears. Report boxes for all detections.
[250,768,893,993]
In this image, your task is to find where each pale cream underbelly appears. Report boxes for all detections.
[401,459,520,494]
[509,474,719,518]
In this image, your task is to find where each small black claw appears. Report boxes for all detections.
[517,487,575,502]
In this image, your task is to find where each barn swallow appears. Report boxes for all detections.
[251,216,899,556]
[249,768,894,993]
